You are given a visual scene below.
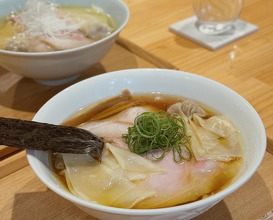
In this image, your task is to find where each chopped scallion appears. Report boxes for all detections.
[122,111,192,162]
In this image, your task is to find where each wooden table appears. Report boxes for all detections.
[1,0,273,219]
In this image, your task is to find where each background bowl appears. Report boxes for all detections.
[0,0,129,85]
[27,68,266,220]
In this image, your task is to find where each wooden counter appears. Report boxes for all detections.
[1,0,273,219]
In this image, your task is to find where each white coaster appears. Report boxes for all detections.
[169,16,258,50]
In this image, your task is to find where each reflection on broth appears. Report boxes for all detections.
[0,0,116,52]
[51,91,244,209]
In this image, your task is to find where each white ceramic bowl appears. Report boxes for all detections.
[0,0,129,85]
[27,68,266,220]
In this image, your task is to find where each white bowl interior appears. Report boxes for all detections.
[27,69,266,218]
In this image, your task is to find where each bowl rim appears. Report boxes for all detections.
[0,0,129,56]
[27,68,267,215]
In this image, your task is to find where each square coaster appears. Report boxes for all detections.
[169,16,258,50]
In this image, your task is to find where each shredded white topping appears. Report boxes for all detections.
[15,0,82,38]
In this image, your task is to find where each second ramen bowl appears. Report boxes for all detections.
[0,0,129,85]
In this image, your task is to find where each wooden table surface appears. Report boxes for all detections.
[1,0,273,219]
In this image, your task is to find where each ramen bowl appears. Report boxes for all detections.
[27,68,266,220]
[0,0,129,86]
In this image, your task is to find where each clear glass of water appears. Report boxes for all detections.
[192,0,244,35]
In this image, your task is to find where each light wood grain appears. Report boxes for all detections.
[0,165,96,220]
[0,145,18,158]
[0,150,28,179]
[267,137,273,155]
[117,36,178,70]
[121,0,273,141]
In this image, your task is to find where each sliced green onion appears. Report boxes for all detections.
[122,110,192,162]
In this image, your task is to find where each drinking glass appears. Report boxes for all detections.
[192,0,244,35]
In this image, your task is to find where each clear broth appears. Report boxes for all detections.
[50,92,243,207]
